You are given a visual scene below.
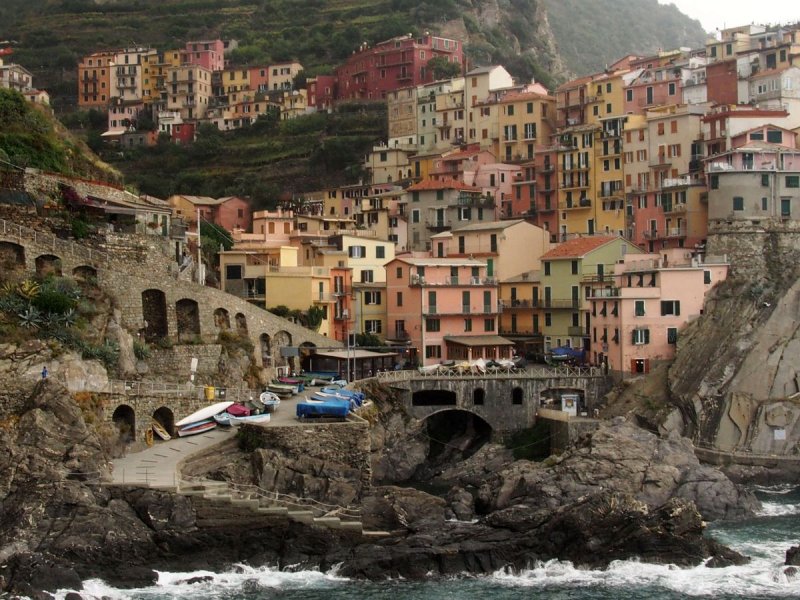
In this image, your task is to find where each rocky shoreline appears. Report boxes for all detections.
[0,379,762,599]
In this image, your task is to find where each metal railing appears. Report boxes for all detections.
[0,218,110,266]
[377,365,602,381]
[105,380,261,403]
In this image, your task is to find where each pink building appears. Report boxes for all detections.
[183,40,225,72]
[168,194,251,233]
[335,33,463,102]
[473,162,521,210]
[385,256,512,366]
[431,146,496,184]
[624,60,683,115]
[588,248,728,377]
[235,209,296,245]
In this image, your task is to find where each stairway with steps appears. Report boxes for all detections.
[177,480,389,537]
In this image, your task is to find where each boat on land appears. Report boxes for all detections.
[296,397,350,419]
[214,412,271,426]
[151,421,171,441]
[277,377,305,391]
[259,391,281,410]
[267,383,295,397]
[176,419,216,437]
[175,401,234,428]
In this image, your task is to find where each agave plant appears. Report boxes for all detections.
[17,306,43,329]
[60,308,77,327]
[0,281,17,297]
[17,280,41,301]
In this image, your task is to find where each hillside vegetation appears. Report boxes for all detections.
[0,87,119,181]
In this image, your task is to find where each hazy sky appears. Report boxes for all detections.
[657,0,799,32]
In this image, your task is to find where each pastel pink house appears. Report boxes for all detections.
[183,40,225,72]
[588,247,728,377]
[385,256,512,366]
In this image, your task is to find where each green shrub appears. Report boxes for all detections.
[82,341,119,370]
[32,287,77,315]
[133,340,150,360]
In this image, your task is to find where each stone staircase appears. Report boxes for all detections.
[177,479,388,537]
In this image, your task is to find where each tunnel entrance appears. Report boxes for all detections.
[414,409,492,482]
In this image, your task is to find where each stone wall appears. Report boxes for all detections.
[707,226,800,283]
[146,345,223,379]
[98,390,208,443]
[549,417,601,454]
[243,420,372,491]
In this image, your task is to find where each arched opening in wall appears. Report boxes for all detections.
[414,409,492,483]
[235,312,247,334]
[473,387,485,406]
[35,254,62,277]
[214,308,231,331]
[0,241,25,279]
[272,330,292,373]
[299,341,316,372]
[141,289,168,342]
[152,406,175,438]
[112,404,136,443]
[176,298,201,341]
[259,333,272,368]
[511,387,524,405]
[72,265,97,282]
[412,389,457,406]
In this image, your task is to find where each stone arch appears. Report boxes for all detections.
[259,333,272,368]
[176,298,201,341]
[473,387,485,406]
[141,289,168,341]
[152,406,175,437]
[214,308,231,331]
[0,241,25,276]
[511,387,524,405]
[72,265,97,282]
[273,330,293,369]
[235,312,247,334]
[112,404,136,442]
[412,389,457,406]
[298,341,316,372]
[421,408,492,462]
[35,254,62,277]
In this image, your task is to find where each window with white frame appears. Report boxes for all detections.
[660,300,680,316]
[632,328,650,345]
[365,319,382,333]
[364,291,382,305]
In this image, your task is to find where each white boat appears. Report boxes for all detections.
[175,401,234,428]
[229,413,271,425]
[259,391,281,409]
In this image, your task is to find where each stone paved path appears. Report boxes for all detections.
[109,426,237,488]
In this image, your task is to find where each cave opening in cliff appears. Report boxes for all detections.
[414,410,492,482]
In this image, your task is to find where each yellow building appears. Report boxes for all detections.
[556,124,599,239]
[220,67,250,94]
[281,89,308,120]
[499,270,543,356]
[497,86,556,163]
[165,64,212,120]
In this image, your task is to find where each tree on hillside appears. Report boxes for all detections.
[427,56,462,80]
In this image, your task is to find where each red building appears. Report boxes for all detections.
[506,147,558,240]
[183,40,225,73]
[335,33,463,102]
[308,75,337,111]
[705,60,740,106]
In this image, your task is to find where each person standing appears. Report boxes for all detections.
[41,366,48,379]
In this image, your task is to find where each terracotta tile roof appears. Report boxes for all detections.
[541,236,619,259]
[406,177,476,192]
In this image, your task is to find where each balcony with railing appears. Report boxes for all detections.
[425,219,450,231]
[568,326,589,337]
[558,198,592,210]
[423,303,501,315]
[663,202,687,214]
[542,298,580,309]
[500,299,540,310]
[499,328,542,337]
[589,287,621,298]
[410,275,497,287]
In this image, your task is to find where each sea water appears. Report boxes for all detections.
[56,486,800,599]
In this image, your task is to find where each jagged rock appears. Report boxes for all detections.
[107,309,137,378]
[485,421,758,521]
[786,545,800,566]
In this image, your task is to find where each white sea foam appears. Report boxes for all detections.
[757,501,800,517]
[53,563,348,600]
[754,484,799,496]
[491,555,800,597]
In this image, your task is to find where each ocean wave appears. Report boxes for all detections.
[54,563,348,600]
[757,501,800,517]
[754,484,800,496]
[490,557,799,597]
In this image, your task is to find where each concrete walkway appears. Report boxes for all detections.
[109,426,237,488]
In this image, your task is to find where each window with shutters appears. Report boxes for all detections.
[667,327,678,344]
[632,328,650,345]
[660,300,680,316]
[634,300,645,316]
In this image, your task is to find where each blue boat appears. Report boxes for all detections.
[296,398,350,419]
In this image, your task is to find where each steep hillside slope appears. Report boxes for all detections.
[1,0,707,108]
